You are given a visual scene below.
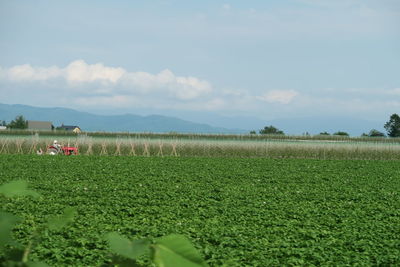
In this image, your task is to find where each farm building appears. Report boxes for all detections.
[57,124,82,133]
[27,120,53,131]
[0,126,6,130]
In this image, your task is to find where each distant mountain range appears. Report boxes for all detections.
[0,103,385,136]
[0,103,246,134]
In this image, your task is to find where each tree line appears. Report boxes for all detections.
[0,115,28,129]
[252,113,400,137]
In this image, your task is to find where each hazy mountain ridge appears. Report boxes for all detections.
[0,103,385,136]
[0,103,246,134]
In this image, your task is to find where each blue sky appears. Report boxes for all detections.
[0,0,399,128]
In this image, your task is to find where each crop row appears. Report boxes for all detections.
[1,129,398,143]
[1,135,400,160]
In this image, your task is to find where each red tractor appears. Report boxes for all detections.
[46,141,78,155]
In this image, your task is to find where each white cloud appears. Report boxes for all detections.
[122,69,212,100]
[257,90,299,104]
[0,60,212,100]
[4,60,124,83]
[175,75,212,100]
[7,64,62,81]
[0,60,260,112]
[65,60,126,83]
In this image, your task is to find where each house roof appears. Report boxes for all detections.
[59,125,80,130]
[27,120,53,130]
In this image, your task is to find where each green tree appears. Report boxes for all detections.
[319,131,330,135]
[368,129,385,137]
[384,114,400,137]
[7,115,28,129]
[259,125,284,135]
[333,131,349,136]
[249,130,257,135]
[0,120,6,126]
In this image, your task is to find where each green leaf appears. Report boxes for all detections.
[152,235,207,267]
[0,180,40,198]
[0,211,20,248]
[26,261,51,267]
[47,207,77,231]
[106,232,150,260]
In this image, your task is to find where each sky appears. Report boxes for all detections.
[0,0,399,128]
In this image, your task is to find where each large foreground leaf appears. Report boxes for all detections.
[106,232,150,260]
[0,180,40,198]
[152,235,207,267]
[0,211,20,248]
[47,207,77,231]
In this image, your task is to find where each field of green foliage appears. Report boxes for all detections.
[1,155,400,266]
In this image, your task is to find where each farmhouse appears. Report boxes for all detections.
[57,124,82,133]
[27,120,53,131]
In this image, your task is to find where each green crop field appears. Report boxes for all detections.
[1,154,399,266]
